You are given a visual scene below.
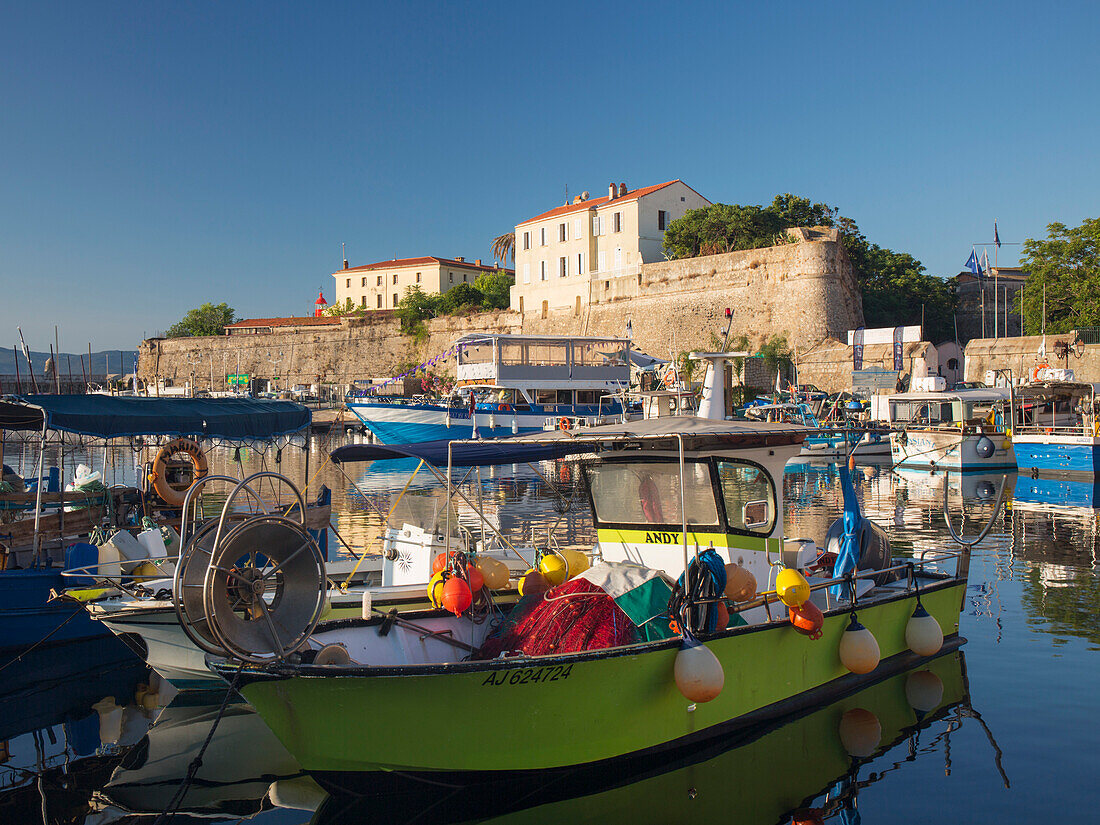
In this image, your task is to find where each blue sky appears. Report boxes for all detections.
[1,1,1097,350]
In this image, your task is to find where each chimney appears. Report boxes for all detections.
[475,259,482,266]
[343,259,349,270]
[618,182,627,197]
[608,182,617,200]
[456,256,465,262]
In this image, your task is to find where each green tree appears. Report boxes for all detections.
[473,270,514,310]
[663,203,786,258]
[1019,217,1100,334]
[491,233,515,266]
[438,283,481,314]
[395,286,440,338]
[767,193,839,229]
[166,302,235,337]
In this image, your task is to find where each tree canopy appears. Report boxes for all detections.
[166,302,236,337]
[1018,217,1100,334]
[395,271,516,337]
[663,194,958,343]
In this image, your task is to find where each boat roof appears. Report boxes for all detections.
[0,395,310,439]
[330,416,810,467]
[889,388,1010,402]
[1014,380,1100,398]
[455,333,629,345]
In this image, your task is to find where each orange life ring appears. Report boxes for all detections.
[1032,363,1051,382]
[663,371,675,387]
[149,438,208,506]
[498,403,512,412]
[558,417,572,431]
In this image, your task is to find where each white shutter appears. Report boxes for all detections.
[574,217,582,238]
[614,247,622,270]
[597,251,605,272]
[523,263,530,284]
[592,216,600,236]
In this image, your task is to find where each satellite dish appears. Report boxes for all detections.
[201,515,325,664]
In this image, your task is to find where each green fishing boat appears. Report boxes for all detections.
[191,418,995,790]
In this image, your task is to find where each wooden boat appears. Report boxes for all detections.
[884,388,1015,470]
[194,418,987,785]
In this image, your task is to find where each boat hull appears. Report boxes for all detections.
[1012,435,1100,476]
[232,579,965,775]
[0,569,110,650]
[890,429,1016,470]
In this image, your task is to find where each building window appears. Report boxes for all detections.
[540,261,547,281]
[449,272,453,283]
[377,275,382,286]
[346,278,350,288]
[361,295,366,306]
[523,263,530,284]
[377,295,382,308]
[540,227,546,246]
[592,216,601,236]
[541,300,548,319]
[463,272,467,282]
[574,217,582,239]
[393,293,398,307]
[681,196,685,202]
[392,274,398,285]
[519,296,524,314]
[613,212,622,232]
[416,272,421,283]
[658,210,668,231]
[359,277,364,286]
[947,357,959,371]
[559,222,567,242]
[575,296,582,316]
[559,257,567,278]
[523,231,530,250]
[577,252,584,274]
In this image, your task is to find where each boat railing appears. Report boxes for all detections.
[1012,422,1095,437]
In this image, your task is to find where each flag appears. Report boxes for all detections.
[965,250,980,277]
[625,319,633,339]
[980,249,990,277]
[853,326,864,371]
[893,326,904,371]
[994,222,1001,248]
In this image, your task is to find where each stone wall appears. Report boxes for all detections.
[796,340,938,394]
[964,334,1094,383]
[138,231,864,390]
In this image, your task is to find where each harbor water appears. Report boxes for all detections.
[1,433,1096,823]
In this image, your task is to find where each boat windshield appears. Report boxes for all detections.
[716,460,776,534]
[586,460,719,528]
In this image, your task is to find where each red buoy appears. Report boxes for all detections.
[789,600,824,639]
[466,563,485,593]
[441,577,472,615]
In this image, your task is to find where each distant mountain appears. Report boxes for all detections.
[0,349,138,377]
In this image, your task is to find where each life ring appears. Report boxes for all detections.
[1032,362,1051,382]
[663,372,675,387]
[558,417,572,431]
[498,403,512,412]
[149,438,208,506]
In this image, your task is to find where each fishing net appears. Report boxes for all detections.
[476,578,646,659]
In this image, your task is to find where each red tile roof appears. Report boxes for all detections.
[516,180,709,227]
[333,257,513,275]
[225,316,342,329]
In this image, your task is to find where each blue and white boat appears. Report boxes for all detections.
[346,334,630,444]
[745,403,890,457]
[885,388,1016,471]
[1011,380,1100,476]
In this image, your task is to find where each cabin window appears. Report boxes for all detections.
[586,460,719,528]
[535,390,557,405]
[716,460,776,536]
[575,390,599,405]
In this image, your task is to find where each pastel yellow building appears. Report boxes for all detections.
[511,180,710,316]
[332,256,510,311]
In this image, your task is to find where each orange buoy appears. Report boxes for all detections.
[838,613,880,674]
[466,563,485,593]
[791,808,825,825]
[905,603,944,657]
[724,563,757,602]
[673,637,724,702]
[441,577,472,615]
[714,599,730,631]
[788,599,824,639]
[838,707,881,758]
[432,552,457,574]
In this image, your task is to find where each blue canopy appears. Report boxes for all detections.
[1,395,310,440]
[330,439,595,467]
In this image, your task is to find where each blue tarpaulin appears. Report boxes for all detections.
[0,395,310,440]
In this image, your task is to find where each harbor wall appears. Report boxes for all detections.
[137,231,864,389]
[794,340,938,394]
[964,334,1100,382]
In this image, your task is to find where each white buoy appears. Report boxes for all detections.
[674,637,724,703]
[361,590,372,620]
[905,604,944,657]
[838,614,880,674]
[905,669,945,715]
[838,707,881,758]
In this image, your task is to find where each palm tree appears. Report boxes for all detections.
[491,232,515,267]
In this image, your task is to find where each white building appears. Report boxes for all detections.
[333,256,510,311]
[511,180,710,316]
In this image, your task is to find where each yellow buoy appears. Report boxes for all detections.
[130,561,160,582]
[904,669,945,714]
[538,553,568,586]
[724,563,757,602]
[518,569,550,597]
[427,571,447,608]
[905,603,944,657]
[838,614,880,674]
[475,556,510,590]
[776,568,810,608]
[838,707,881,758]
[560,548,590,578]
[673,638,724,702]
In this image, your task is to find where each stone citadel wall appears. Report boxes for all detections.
[138,233,864,389]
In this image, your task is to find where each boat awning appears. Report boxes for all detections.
[0,395,311,439]
[331,416,810,467]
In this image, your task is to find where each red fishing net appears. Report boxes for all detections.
[474,578,641,659]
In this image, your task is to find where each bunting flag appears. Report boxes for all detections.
[994,222,1001,248]
[853,326,865,371]
[965,250,980,277]
[893,326,904,371]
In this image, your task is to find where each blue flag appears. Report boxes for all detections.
[965,250,980,276]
